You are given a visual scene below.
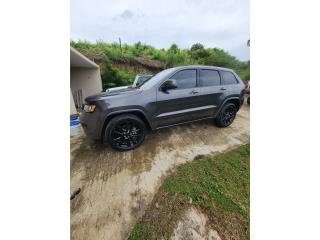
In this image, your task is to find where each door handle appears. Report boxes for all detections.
[220,87,227,91]
[190,90,199,94]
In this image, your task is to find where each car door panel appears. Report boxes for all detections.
[195,85,224,116]
[155,88,203,127]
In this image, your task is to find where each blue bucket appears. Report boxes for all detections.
[70,118,81,136]
[70,119,80,126]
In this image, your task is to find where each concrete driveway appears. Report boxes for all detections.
[70,104,250,240]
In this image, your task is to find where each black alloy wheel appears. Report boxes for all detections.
[105,114,146,151]
[215,103,237,127]
[221,106,236,125]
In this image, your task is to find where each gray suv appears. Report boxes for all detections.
[80,65,245,151]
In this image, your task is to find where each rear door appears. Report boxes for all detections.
[155,69,204,127]
[195,69,226,117]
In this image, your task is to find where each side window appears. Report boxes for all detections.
[220,71,238,85]
[170,69,196,89]
[199,69,221,87]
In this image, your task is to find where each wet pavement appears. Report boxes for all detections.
[70,104,250,240]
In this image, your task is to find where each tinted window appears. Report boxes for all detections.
[171,70,196,89]
[220,71,238,85]
[199,70,221,87]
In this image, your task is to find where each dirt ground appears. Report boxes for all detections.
[70,104,250,240]
[171,207,221,240]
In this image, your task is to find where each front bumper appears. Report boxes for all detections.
[79,111,102,140]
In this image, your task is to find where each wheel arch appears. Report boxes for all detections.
[225,98,241,111]
[216,97,241,117]
[100,110,152,141]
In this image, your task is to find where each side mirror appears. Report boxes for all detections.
[161,79,178,92]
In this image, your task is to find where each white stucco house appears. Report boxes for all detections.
[70,47,102,115]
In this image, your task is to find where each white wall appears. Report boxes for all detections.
[70,67,102,114]
[70,67,102,99]
[70,89,77,115]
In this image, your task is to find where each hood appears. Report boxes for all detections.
[106,86,130,92]
[85,87,142,103]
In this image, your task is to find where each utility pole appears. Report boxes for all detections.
[119,37,122,55]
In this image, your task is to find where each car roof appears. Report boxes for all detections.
[167,65,233,72]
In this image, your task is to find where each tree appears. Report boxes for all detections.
[190,43,208,60]
[168,43,179,54]
[190,43,204,51]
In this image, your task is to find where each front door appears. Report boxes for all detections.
[155,69,206,128]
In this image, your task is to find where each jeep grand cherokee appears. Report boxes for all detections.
[80,65,245,151]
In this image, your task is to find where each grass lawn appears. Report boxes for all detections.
[128,144,250,240]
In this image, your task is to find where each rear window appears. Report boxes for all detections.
[220,71,238,85]
[199,70,221,87]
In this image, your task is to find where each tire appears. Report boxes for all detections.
[215,103,237,128]
[104,114,146,151]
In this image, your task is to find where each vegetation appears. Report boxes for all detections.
[128,144,250,240]
[71,40,250,90]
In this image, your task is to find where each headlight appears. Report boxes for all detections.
[83,104,96,113]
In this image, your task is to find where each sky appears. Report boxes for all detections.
[71,0,250,61]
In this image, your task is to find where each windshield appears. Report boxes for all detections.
[134,75,153,87]
[140,68,175,89]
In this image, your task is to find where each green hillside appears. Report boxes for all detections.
[71,41,250,90]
